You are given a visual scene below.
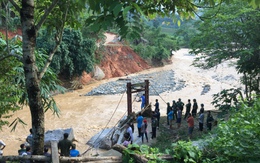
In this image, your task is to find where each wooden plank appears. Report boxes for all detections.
[131,82,145,88]
[51,141,59,163]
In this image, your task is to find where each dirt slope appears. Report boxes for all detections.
[80,33,151,84]
[100,43,151,78]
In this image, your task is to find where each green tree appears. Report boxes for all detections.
[131,26,179,65]
[37,28,96,78]
[5,0,88,156]
[207,98,260,162]
[190,0,260,103]
[0,36,64,130]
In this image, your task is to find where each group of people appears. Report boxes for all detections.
[166,98,215,138]
[20,129,80,162]
[123,99,162,147]
[140,97,215,139]
[0,129,80,163]
[58,133,80,157]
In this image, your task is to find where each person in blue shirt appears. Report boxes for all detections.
[70,144,80,157]
[167,108,174,129]
[141,94,146,109]
[136,113,144,137]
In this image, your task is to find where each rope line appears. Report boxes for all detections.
[81,90,126,156]
[81,68,170,156]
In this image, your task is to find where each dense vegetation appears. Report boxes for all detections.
[190,0,260,102]
[37,28,96,79]
[128,26,179,65]
[0,36,64,129]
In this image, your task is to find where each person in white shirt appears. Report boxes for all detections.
[0,140,6,156]
[126,123,133,144]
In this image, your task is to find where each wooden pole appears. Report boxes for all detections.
[127,82,132,116]
[51,141,60,163]
[145,80,149,109]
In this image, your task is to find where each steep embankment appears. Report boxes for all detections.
[100,44,151,78]
[81,33,151,84]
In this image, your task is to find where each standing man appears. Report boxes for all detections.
[126,123,133,144]
[172,100,177,119]
[26,128,33,148]
[184,99,191,120]
[187,113,194,139]
[206,111,214,131]
[154,99,159,111]
[167,108,174,129]
[141,94,146,109]
[58,133,73,156]
[136,113,143,137]
[192,99,198,118]
[176,98,184,112]
[151,116,158,139]
[176,107,182,129]
[199,110,205,132]
[155,108,160,128]
[166,102,172,125]
[199,104,205,115]
[0,140,6,156]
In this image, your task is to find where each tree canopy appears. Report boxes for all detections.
[37,28,96,78]
[190,0,260,102]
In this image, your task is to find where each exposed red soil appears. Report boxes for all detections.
[80,42,151,84]
[0,28,22,38]
[0,30,151,85]
[100,43,151,78]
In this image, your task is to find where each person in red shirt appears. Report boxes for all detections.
[187,113,194,139]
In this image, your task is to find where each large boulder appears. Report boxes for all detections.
[44,128,74,147]
[93,65,105,80]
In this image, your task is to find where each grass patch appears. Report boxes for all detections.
[151,115,215,153]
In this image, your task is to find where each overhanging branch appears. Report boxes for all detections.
[0,53,23,62]
[35,0,60,32]
[38,3,69,80]
[8,0,20,12]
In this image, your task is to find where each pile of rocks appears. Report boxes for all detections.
[85,70,186,96]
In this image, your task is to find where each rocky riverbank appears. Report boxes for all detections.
[85,70,186,96]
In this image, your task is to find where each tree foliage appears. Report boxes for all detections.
[85,0,224,39]
[206,98,260,162]
[0,36,65,130]
[190,0,260,102]
[130,26,179,65]
[3,0,88,155]
[37,28,96,78]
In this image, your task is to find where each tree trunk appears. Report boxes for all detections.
[21,0,45,155]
